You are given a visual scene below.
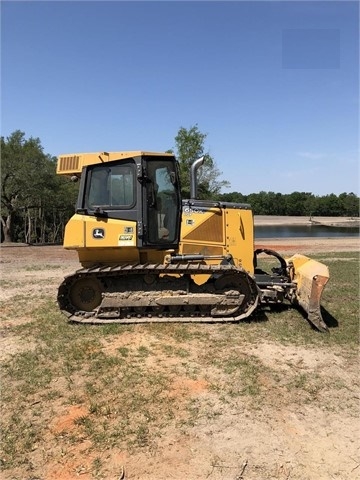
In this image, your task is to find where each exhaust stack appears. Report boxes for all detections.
[190,156,205,199]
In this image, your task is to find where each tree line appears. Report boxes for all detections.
[1,128,359,244]
[218,191,359,217]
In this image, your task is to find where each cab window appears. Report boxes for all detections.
[87,163,135,209]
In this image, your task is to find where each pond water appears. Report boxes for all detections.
[254,225,360,238]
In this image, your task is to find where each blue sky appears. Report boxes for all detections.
[1,1,359,195]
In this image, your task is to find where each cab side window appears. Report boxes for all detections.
[87,163,135,209]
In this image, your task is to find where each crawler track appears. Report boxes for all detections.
[57,262,260,324]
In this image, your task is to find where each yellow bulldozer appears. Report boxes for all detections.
[56,151,329,332]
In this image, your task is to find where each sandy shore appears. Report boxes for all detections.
[254,215,360,227]
[253,216,359,253]
[254,236,359,253]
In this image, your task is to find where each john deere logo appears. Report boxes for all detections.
[93,228,105,239]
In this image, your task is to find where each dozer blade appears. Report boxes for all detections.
[286,254,330,332]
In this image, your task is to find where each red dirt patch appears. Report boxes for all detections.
[170,377,209,398]
[50,405,89,435]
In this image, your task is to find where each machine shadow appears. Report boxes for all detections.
[246,304,291,325]
[320,306,339,329]
[245,304,339,331]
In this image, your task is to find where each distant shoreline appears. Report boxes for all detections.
[254,216,360,228]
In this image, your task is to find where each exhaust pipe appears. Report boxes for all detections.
[190,156,205,199]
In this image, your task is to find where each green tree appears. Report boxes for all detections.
[284,192,309,216]
[262,192,286,215]
[246,191,270,215]
[218,191,247,203]
[316,193,344,216]
[1,131,48,241]
[169,124,230,199]
[1,130,78,243]
[339,192,359,216]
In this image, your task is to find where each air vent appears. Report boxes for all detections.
[58,155,80,172]
[183,214,224,243]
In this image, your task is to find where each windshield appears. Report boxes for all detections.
[86,163,135,209]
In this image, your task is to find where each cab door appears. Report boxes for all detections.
[142,157,181,248]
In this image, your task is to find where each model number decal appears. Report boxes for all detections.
[183,206,205,216]
[119,234,133,241]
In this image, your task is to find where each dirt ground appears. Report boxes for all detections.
[1,238,359,480]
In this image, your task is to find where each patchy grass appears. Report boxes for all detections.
[24,263,64,271]
[0,252,359,478]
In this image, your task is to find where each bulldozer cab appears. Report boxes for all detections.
[58,152,182,250]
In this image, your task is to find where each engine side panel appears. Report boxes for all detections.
[179,204,255,274]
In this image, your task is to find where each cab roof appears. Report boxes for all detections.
[57,151,174,175]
